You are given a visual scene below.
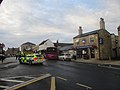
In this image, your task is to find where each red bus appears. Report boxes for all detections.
[46,47,58,60]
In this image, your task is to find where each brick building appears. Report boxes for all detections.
[73,18,112,60]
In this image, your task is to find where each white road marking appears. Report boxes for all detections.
[56,76,67,81]
[5,73,51,90]
[50,77,56,90]
[4,76,31,79]
[0,79,24,83]
[76,83,92,89]
[4,74,45,79]
[0,85,9,89]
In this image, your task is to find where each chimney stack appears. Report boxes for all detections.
[78,26,83,35]
[100,18,105,29]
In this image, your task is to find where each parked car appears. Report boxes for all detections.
[58,53,72,61]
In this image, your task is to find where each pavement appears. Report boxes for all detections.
[72,58,120,68]
[0,57,19,69]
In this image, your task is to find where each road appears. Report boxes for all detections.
[0,57,120,90]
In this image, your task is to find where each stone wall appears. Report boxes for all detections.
[99,29,112,60]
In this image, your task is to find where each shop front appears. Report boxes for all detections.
[76,45,96,59]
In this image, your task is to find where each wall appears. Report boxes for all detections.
[118,30,120,57]
[99,30,112,59]
[73,34,100,60]
[21,43,35,51]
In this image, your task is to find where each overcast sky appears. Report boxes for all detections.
[0,0,120,48]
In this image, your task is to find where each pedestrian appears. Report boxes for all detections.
[1,57,3,63]
[15,54,18,60]
[1,55,5,63]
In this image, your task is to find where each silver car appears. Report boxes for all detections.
[58,53,72,61]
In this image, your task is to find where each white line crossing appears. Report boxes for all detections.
[0,74,50,90]
[0,85,9,89]
[56,76,67,81]
[0,78,24,83]
[76,83,92,89]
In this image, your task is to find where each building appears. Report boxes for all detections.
[32,39,54,52]
[110,34,119,58]
[118,25,120,57]
[59,45,75,56]
[73,18,112,60]
[6,47,19,56]
[54,40,73,50]
[21,42,36,52]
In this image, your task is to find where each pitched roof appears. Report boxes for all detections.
[59,45,74,51]
[54,43,73,47]
[21,42,36,46]
[39,39,49,45]
[73,29,100,39]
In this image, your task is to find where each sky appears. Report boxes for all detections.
[0,0,120,49]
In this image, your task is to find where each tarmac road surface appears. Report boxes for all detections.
[0,57,120,90]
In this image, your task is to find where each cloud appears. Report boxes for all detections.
[0,0,120,48]
[64,0,120,34]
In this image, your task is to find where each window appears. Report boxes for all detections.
[90,36,94,44]
[82,38,86,44]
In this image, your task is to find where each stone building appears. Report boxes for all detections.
[110,34,119,58]
[21,42,36,52]
[73,18,112,60]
